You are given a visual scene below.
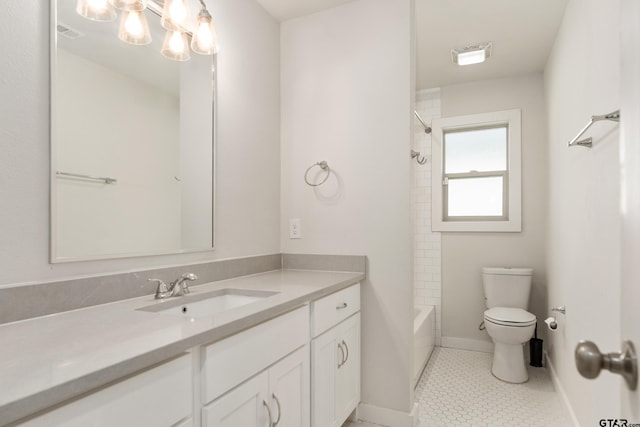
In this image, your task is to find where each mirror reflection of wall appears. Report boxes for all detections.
[52,0,214,261]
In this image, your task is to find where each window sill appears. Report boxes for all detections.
[432,219,521,232]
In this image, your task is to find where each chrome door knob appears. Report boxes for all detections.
[575,340,638,390]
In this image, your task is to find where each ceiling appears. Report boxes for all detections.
[254,0,354,22]
[255,0,569,91]
[416,0,569,90]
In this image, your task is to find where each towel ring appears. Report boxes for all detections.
[304,161,331,186]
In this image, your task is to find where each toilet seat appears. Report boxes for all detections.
[484,307,536,327]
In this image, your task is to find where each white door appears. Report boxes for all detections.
[268,345,310,427]
[620,0,640,419]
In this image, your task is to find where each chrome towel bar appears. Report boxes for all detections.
[568,110,620,148]
[56,171,117,184]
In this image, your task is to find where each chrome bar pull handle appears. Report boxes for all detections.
[263,400,273,427]
[575,340,637,390]
[336,302,348,310]
[341,340,349,364]
[337,342,345,368]
[272,393,281,427]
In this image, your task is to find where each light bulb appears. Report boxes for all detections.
[76,0,116,21]
[161,30,190,61]
[118,10,151,45]
[110,0,146,11]
[161,0,191,31]
[191,9,217,55]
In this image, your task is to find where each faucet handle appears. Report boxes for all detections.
[149,278,169,299]
[180,273,198,294]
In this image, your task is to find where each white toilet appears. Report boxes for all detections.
[482,267,536,383]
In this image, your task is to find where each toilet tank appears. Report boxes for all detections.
[482,267,533,309]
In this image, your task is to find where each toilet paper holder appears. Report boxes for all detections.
[545,305,566,330]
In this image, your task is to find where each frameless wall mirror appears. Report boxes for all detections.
[51,0,215,262]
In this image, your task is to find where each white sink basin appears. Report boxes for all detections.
[138,288,279,318]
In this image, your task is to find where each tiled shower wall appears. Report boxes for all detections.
[413,88,442,345]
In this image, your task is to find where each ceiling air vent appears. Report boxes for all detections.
[57,23,84,40]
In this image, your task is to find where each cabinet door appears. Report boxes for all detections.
[268,345,310,427]
[335,313,360,424]
[311,313,361,427]
[202,372,269,427]
[311,324,339,427]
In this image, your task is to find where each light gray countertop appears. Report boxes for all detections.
[0,269,364,425]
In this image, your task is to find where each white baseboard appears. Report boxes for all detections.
[544,350,580,427]
[358,402,418,427]
[441,336,494,353]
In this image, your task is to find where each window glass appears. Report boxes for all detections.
[444,126,507,174]
[447,176,503,217]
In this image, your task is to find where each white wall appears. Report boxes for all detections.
[179,52,215,251]
[439,74,549,350]
[544,0,621,423]
[0,0,280,285]
[55,49,181,258]
[280,0,415,416]
[413,89,442,346]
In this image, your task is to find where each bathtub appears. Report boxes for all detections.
[413,305,435,386]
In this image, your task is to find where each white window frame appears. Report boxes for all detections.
[431,109,522,232]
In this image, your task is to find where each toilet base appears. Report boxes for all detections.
[491,342,528,383]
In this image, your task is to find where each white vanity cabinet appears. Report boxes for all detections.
[311,284,361,427]
[18,354,193,427]
[201,306,310,427]
[10,282,362,427]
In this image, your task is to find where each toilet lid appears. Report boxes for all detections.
[484,307,536,326]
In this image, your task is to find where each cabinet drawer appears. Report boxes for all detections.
[202,306,309,404]
[19,354,192,427]
[311,284,360,337]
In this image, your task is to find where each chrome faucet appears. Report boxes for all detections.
[149,273,198,300]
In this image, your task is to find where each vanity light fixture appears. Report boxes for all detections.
[118,9,152,45]
[191,2,217,55]
[451,41,492,66]
[111,0,147,11]
[161,29,191,61]
[76,0,117,21]
[75,0,218,61]
[160,0,191,30]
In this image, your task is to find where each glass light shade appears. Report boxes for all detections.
[76,0,117,21]
[160,0,191,31]
[191,9,217,55]
[161,30,190,61]
[118,10,152,45]
[110,0,146,11]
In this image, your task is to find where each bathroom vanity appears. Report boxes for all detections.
[0,270,363,427]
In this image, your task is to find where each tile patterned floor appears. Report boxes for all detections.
[415,347,573,426]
